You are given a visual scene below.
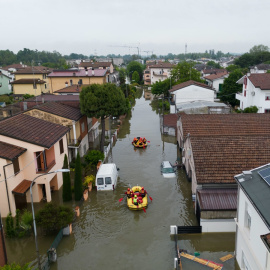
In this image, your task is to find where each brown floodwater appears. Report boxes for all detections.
[4,90,239,270]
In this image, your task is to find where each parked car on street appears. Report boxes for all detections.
[161,161,176,178]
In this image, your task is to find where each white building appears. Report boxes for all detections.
[236,73,270,113]
[250,64,270,74]
[204,70,229,92]
[169,80,215,113]
[234,165,270,270]
[149,63,174,84]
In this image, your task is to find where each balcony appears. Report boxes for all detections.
[37,160,56,174]
[153,72,168,77]
[68,135,82,147]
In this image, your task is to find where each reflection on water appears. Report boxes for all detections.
[5,89,238,270]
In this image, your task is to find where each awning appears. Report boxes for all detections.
[12,180,35,195]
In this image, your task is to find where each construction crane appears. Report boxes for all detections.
[110,44,140,57]
[143,51,154,57]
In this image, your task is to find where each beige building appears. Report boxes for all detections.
[0,113,69,217]
[48,69,108,92]
[24,102,90,162]
[11,66,53,96]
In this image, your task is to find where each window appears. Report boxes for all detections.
[33,83,37,89]
[105,177,112,184]
[265,96,270,100]
[0,83,2,87]
[45,84,47,89]
[12,158,20,174]
[244,90,246,97]
[265,109,270,113]
[97,178,104,185]
[242,251,251,270]
[78,79,82,85]
[245,204,251,230]
[59,139,64,154]
[81,122,85,133]
[70,79,73,85]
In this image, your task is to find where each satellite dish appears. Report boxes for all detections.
[251,91,255,96]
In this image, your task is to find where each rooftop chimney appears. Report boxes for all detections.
[242,171,252,180]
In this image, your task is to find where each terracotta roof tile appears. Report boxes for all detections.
[204,71,228,81]
[191,135,270,184]
[180,113,270,138]
[248,73,270,90]
[32,102,82,121]
[164,114,178,128]
[149,63,175,68]
[54,84,84,93]
[14,66,52,74]
[0,114,69,148]
[48,69,107,77]
[79,62,111,68]
[0,141,27,160]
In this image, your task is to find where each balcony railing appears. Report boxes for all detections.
[37,160,56,174]
[153,72,168,77]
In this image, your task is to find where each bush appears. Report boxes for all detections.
[0,263,32,270]
[84,150,104,166]
[236,106,259,113]
[20,210,33,231]
[6,213,15,237]
[83,175,95,189]
[36,203,74,232]
[23,94,34,99]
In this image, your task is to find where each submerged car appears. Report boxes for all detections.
[161,161,176,178]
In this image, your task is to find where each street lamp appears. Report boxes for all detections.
[30,169,70,270]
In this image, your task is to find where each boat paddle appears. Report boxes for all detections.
[118,194,126,202]
[147,193,153,201]
[143,207,146,213]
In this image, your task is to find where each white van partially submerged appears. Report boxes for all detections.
[95,163,118,191]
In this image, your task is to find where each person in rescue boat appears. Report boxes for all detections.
[133,194,138,205]
[125,188,131,198]
[139,186,147,197]
[133,137,138,145]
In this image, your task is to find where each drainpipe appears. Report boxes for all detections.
[3,163,12,213]
[72,121,78,157]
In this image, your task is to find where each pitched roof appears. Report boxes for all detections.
[32,102,82,121]
[0,141,27,160]
[48,69,107,77]
[149,63,175,68]
[0,114,69,148]
[248,73,270,90]
[14,66,52,74]
[79,62,111,68]
[204,71,228,81]
[11,79,46,84]
[54,84,84,93]
[26,94,79,102]
[180,113,270,138]
[202,68,225,75]
[0,71,12,79]
[197,189,237,210]
[191,135,270,184]
[163,114,178,128]
[169,80,213,92]
[1,64,26,71]
[250,64,270,70]
[12,180,34,195]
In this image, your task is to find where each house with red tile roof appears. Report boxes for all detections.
[24,102,97,161]
[236,73,270,113]
[0,114,69,217]
[204,70,228,92]
[177,113,270,232]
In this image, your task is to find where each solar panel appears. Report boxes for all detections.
[258,167,270,186]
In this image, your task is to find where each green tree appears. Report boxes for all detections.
[36,203,73,232]
[85,150,104,166]
[249,44,269,54]
[0,50,17,66]
[74,152,83,201]
[151,78,171,96]
[219,69,243,107]
[132,71,140,84]
[62,154,72,202]
[80,83,128,152]
[237,106,258,113]
[127,61,143,82]
[171,62,203,84]
[226,64,241,72]
[0,263,32,270]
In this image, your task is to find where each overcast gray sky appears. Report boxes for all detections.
[1,0,270,56]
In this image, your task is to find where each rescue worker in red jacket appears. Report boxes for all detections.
[125,188,131,198]
[139,186,147,197]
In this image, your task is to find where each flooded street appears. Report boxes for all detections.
[5,90,238,269]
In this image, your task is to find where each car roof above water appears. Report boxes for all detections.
[162,161,172,168]
[97,163,116,175]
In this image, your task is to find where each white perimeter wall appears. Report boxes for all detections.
[201,218,236,233]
